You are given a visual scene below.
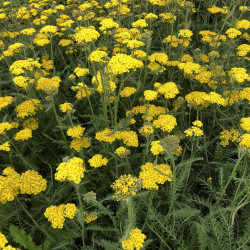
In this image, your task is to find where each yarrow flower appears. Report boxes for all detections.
[0,141,10,151]
[44,203,78,229]
[67,125,85,138]
[150,140,164,155]
[121,228,146,250]
[55,157,86,184]
[111,174,141,202]
[240,117,250,132]
[88,154,108,168]
[70,137,91,152]
[139,162,173,190]
[60,102,74,113]
[239,133,250,150]
[0,96,13,111]
[115,147,131,158]
[14,128,32,141]
[84,211,97,223]
[108,54,143,75]
[220,129,240,147]
[16,99,41,119]
[120,87,137,97]
[153,114,177,132]
[19,170,47,195]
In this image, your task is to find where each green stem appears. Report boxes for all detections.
[51,98,68,148]
[17,198,54,241]
[215,151,246,206]
[75,184,85,248]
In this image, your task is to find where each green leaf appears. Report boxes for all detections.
[9,225,42,250]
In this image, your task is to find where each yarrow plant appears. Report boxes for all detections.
[0,0,249,249]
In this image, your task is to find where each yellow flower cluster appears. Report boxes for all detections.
[220,129,240,147]
[19,170,47,195]
[139,125,154,138]
[239,134,250,150]
[121,228,146,250]
[0,167,46,204]
[228,67,249,83]
[153,114,177,132]
[236,20,250,30]
[150,140,164,155]
[14,128,32,141]
[0,122,12,134]
[13,76,32,89]
[84,211,97,223]
[154,82,179,99]
[35,76,61,95]
[16,99,41,118]
[237,44,250,57]
[2,42,24,58]
[88,50,109,63]
[0,232,8,248]
[9,58,41,75]
[207,6,228,14]
[0,141,10,151]
[92,71,116,93]
[0,96,13,111]
[0,167,20,204]
[111,174,141,202]
[225,28,242,39]
[108,53,143,75]
[71,82,93,99]
[139,162,172,190]
[67,125,85,138]
[99,18,119,33]
[22,118,39,130]
[88,154,108,168]
[59,102,74,113]
[0,232,21,250]
[185,126,203,137]
[95,129,139,147]
[240,117,250,132]
[144,90,158,101]
[73,27,100,45]
[70,137,91,152]
[115,146,131,158]
[120,87,137,97]
[126,104,166,122]
[44,203,78,229]
[55,157,85,184]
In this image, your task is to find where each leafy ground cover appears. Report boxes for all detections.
[0,0,250,249]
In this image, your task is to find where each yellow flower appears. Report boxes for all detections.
[0,232,8,248]
[121,228,146,250]
[115,147,131,158]
[0,141,10,151]
[240,117,250,132]
[19,170,47,195]
[150,140,164,155]
[111,174,141,202]
[84,211,97,223]
[144,90,158,101]
[139,162,172,190]
[55,157,85,184]
[44,203,78,229]
[153,114,177,132]
[88,154,108,168]
[108,53,143,75]
[120,87,136,97]
[14,128,32,141]
[225,28,242,39]
[70,137,91,152]
[0,96,13,111]
[60,102,74,113]
[67,125,85,138]
[16,99,41,119]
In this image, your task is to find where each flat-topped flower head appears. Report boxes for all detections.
[55,157,85,184]
[111,174,141,202]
